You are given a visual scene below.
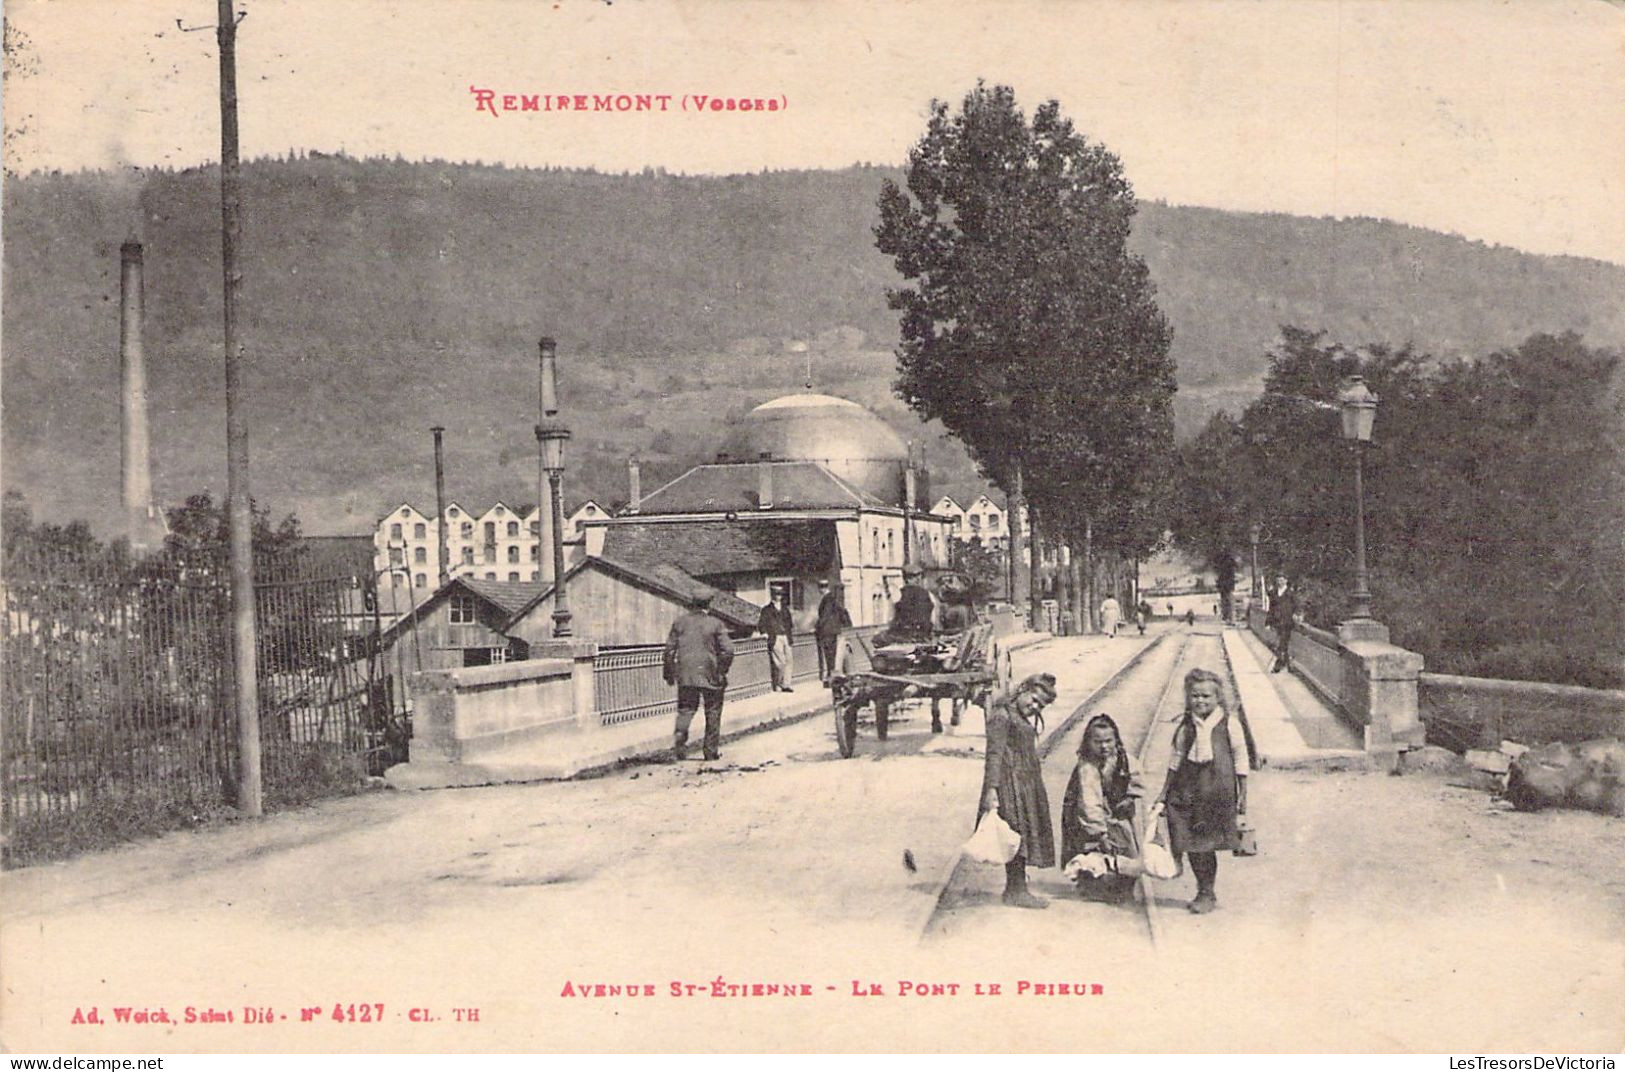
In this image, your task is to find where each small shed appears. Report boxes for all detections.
[378,577,545,704]
[505,554,761,649]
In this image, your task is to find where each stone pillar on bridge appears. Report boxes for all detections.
[1338,618,1425,769]
[530,639,600,731]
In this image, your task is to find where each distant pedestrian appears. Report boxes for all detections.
[978,672,1059,909]
[813,579,851,686]
[663,593,735,761]
[1266,575,1297,673]
[759,588,796,692]
[1150,669,1259,914]
[1166,602,1174,617]
[1136,600,1151,636]
[1099,594,1121,637]
[1184,608,1195,627]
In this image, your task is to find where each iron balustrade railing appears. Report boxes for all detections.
[594,626,882,726]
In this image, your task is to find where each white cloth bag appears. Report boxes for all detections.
[1142,804,1183,879]
[963,811,1022,864]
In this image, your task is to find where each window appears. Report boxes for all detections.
[508,572,520,582]
[485,572,496,581]
[413,522,426,540]
[507,546,520,563]
[389,547,403,565]
[987,510,1000,528]
[460,522,473,539]
[391,573,403,588]
[448,507,459,517]
[484,522,496,544]
[489,646,509,664]
[529,520,540,536]
[414,546,426,563]
[530,545,539,561]
[450,595,477,624]
[969,515,982,531]
[390,523,402,540]
[507,521,519,537]
[414,573,426,588]
[461,547,474,565]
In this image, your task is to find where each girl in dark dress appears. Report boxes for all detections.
[978,673,1059,909]
[1061,714,1143,902]
[1151,668,1259,914]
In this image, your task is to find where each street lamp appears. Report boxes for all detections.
[1248,521,1262,603]
[1338,375,1378,624]
[536,420,573,638]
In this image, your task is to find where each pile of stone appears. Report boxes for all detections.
[1469,738,1625,816]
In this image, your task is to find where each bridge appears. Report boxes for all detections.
[4,611,1621,1052]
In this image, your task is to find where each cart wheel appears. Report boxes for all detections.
[834,702,859,758]
[875,700,890,741]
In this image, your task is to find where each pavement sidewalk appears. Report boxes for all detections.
[389,630,1059,788]
[1222,625,1364,767]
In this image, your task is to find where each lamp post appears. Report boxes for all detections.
[536,421,573,638]
[1338,375,1378,626]
[1248,521,1262,604]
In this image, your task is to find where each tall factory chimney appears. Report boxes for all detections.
[431,426,449,585]
[119,240,166,551]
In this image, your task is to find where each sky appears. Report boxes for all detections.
[5,0,1623,264]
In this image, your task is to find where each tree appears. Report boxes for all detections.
[164,492,301,559]
[875,83,1176,628]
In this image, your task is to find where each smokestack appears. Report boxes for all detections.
[539,337,559,417]
[757,452,774,510]
[904,447,919,511]
[626,455,641,515]
[432,426,449,584]
[119,240,164,551]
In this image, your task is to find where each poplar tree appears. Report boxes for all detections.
[875,83,1176,627]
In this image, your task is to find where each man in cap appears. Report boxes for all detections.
[1266,574,1298,673]
[663,591,735,761]
[890,562,936,643]
[758,587,796,692]
[813,578,852,686]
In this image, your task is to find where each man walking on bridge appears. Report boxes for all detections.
[664,593,735,761]
[1267,575,1298,673]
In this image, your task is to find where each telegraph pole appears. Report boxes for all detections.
[218,0,261,816]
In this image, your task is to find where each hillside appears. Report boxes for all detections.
[4,157,1622,534]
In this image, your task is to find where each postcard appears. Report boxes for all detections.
[2,0,1622,1055]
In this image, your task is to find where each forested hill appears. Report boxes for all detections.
[5,156,1623,535]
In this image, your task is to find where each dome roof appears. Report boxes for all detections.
[719,393,910,506]
[721,393,907,464]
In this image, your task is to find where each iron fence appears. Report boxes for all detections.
[594,627,878,727]
[1,546,400,864]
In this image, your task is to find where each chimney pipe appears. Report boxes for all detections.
[431,426,449,584]
[757,452,774,510]
[539,337,559,417]
[626,455,642,515]
[119,240,163,552]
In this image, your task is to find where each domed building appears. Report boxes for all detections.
[574,391,956,632]
[717,393,912,507]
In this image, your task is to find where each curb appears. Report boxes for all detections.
[1217,629,1371,773]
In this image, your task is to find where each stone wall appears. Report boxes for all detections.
[1418,672,1625,750]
